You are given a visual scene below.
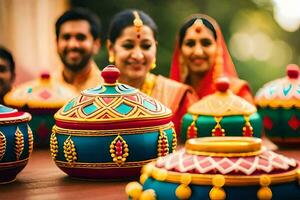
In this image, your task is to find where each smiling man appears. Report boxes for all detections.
[54,8,103,93]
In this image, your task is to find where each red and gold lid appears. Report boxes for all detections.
[54,65,172,130]
[188,77,257,116]
[0,104,31,123]
[255,64,300,108]
[4,73,76,109]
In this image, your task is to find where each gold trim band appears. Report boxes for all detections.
[185,137,262,153]
[53,122,174,136]
[149,163,298,186]
[55,159,155,169]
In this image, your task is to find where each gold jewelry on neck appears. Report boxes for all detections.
[191,18,203,33]
[133,11,143,33]
[141,73,156,96]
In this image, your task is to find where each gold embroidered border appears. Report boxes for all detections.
[149,163,298,186]
[0,113,31,124]
[53,122,174,136]
[0,158,29,168]
[55,158,155,169]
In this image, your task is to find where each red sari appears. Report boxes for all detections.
[170,14,254,104]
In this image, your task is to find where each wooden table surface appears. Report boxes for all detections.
[0,140,300,200]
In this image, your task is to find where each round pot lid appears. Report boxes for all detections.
[188,77,257,116]
[0,104,31,123]
[4,73,76,109]
[55,65,172,129]
[255,64,300,108]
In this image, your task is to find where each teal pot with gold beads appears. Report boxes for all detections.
[181,77,262,141]
[51,65,177,179]
[0,104,33,183]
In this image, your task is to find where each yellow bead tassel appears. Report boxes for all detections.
[175,173,192,199]
[212,117,225,136]
[257,175,272,200]
[243,115,254,137]
[209,175,226,200]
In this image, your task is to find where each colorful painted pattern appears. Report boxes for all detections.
[155,149,297,176]
[255,76,300,108]
[4,75,76,109]
[56,83,172,122]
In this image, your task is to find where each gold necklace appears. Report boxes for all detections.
[141,73,156,96]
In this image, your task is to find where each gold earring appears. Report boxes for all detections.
[151,59,156,70]
[109,55,115,63]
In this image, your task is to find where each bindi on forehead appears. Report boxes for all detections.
[193,19,203,33]
[120,26,155,41]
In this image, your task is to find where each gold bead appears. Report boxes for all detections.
[175,184,191,200]
[125,181,142,199]
[140,189,156,200]
[209,187,226,200]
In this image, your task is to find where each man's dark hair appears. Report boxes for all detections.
[0,46,15,74]
[55,7,101,40]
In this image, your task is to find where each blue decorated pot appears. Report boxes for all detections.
[0,104,33,183]
[255,64,300,146]
[51,65,177,179]
[126,137,300,200]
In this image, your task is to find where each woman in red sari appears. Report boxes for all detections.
[107,10,197,137]
[170,14,254,103]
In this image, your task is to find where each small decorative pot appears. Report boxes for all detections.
[51,65,177,179]
[4,73,76,147]
[0,104,33,183]
[255,64,299,146]
[126,137,300,200]
[181,77,262,141]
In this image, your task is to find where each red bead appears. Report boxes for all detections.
[243,125,253,136]
[116,146,122,152]
[188,124,197,138]
[215,77,230,92]
[286,64,299,79]
[116,152,123,156]
[116,140,122,146]
[101,65,120,84]
[213,127,224,136]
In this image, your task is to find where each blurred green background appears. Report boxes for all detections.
[71,0,300,93]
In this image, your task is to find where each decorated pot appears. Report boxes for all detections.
[51,65,177,179]
[181,77,262,141]
[4,73,76,147]
[255,64,299,146]
[126,137,300,200]
[0,104,33,183]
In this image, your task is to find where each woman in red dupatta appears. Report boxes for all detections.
[170,14,254,103]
